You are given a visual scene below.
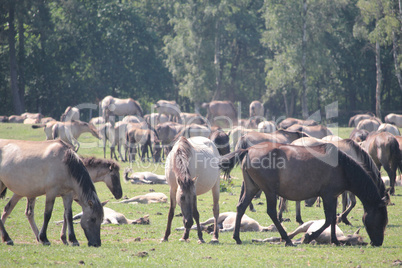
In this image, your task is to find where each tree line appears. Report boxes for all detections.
[1,0,401,125]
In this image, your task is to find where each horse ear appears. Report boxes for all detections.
[192,176,198,183]
[101,200,109,206]
[354,228,361,235]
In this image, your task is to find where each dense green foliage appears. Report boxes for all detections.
[0,124,401,266]
[1,0,402,124]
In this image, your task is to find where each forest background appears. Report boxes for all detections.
[1,0,402,125]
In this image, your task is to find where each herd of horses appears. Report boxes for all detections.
[0,96,400,248]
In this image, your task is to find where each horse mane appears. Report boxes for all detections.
[60,106,72,121]
[172,136,194,190]
[340,139,385,195]
[63,150,99,202]
[337,148,384,207]
[81,156,120,172]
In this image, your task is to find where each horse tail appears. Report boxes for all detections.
[0,188,7,199]
[219,149,248,179]
[172,136,193,189]
[134,100,143,117]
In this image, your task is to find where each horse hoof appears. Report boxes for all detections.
[208,239,219,244]
[72,242,80,246]
[285,242,295,247]
[42,241,51,246]
[198,239,206,244]
[302,233,311,244]
[6,240,14,246]
[160,238,168,243]
[179,238,190,242]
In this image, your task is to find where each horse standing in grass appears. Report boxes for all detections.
[52,120,100,151]
[2,156,121,245]
[162,136,220,244]
[220,142,388,246]
[0,139,104,246]
[101,95,143,124]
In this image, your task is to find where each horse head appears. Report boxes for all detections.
[362,200,388,246]
[176,177,197,229]
[81,198,104,247]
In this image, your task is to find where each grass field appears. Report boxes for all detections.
[0,123,401,267]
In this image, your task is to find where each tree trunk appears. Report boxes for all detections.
[17,8,25,111]
[283,91,289,117]
[212,20,221,101]
[8,0,23,114]
[375,40,382,118]
[301,0,308,119]
[393,1,402,91]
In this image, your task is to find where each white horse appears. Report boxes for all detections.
[101,95,143,124]
[0,139,104,246]
[161,136,220,244]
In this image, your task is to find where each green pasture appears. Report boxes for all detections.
[0,124,400,267]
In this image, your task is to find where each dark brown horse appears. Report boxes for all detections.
[220,142,388,246]
[362,131,402,195]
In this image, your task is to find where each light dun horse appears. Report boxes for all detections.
[162,136,220,244]
[52,120,100,151]
[101,95,143,124]
[220,142,388,246]
[0,139,104,246]
[2,156,122,246]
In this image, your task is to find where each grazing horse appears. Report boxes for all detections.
[2,156,122,245]
[155,122,185,158]
[154,100,182,122]
[220,142,388,246]
[52,120,100,151]
[60,106,80,122]
[289,138,386,225]
[101,95,143,124]
[253,219,367,246]
[362,131,402,195]
[162,136,220,244]
[209,129,230,156]
[0,139,104,246]
[126,126,162,162]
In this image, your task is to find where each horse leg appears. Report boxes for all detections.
[161,187,177,242]
[233,171,260,244]
[61,195,79,246]
[210,181,220,243]
[0,216,12,245]
[1,194,22,224]
[38,196,56,246]
[295,201,303,225]
[337,192,356,225]
[25,197,40,241]
[264,193,293,246]
[303,196,339,245]
[191,202,205,244]
[278,197,287,222]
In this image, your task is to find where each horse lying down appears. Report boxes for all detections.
[252,219,367,246]
[175,212,281,233]
[124,168,167,184]
[118,192,168,204]
[56,206,149,225]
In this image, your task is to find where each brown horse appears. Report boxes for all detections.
[288,138,385,225]
[349,128,369,142]
[220,142,388,246]
[362,131,402,195]
[126,126,162,162]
